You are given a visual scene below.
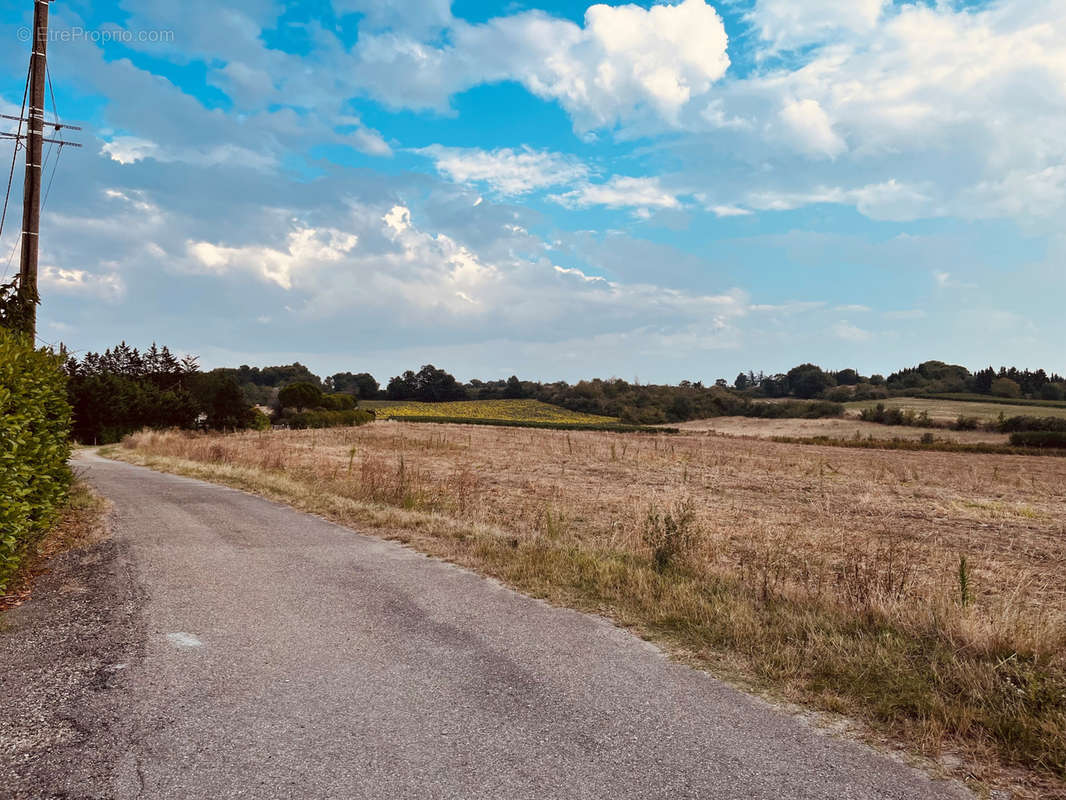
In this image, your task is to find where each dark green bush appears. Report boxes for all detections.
[278,381,323,411]
[999,416,1066,433]
[0,330,72,593]
[859,403,937,428]
[319,393,357,411]
[285,409,375,429]
[1009,431,1066,449]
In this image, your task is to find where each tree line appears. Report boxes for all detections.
[64,342,259,443]
[58,348,1066,440]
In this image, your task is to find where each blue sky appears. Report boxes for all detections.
[1,0,1063,383]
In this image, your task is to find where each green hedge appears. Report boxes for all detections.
[999,416,1066,433]
[284,409,375,429]
[1009,431,1066,449]
[0,330,72,592]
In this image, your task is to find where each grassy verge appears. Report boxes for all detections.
[392,415,678,434]
[105,430,1066,798]
[913,393,1066,410]
[0,482,109,612]
[769,434,1066,457]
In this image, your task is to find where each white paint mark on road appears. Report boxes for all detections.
[166,632,203,648]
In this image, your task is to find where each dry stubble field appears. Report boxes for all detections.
[112,422,1066,797]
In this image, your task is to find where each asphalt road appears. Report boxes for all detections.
[6,451,974,799]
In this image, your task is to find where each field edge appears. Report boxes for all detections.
[97,441,1053,799]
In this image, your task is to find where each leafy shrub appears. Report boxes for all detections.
[824,386,854,403]
[859,403,937,428]
[1009,431,1066,449]
[250,408,272,431]
[990,378,1023,398]
[745,400,844,419]
[319,393,357,411]
[999,416,1066,433]
[953,415,981,431]
[0,330,72,593]
[277,381,323,411]
[285,409,375,429]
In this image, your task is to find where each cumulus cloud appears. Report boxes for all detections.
[778,99,846,158]
[188,227,359,290]
[549,176,682,213]
[39,267,126,301]
[355,0,730,129]
[416,145,589,195]
[749,0,888,51]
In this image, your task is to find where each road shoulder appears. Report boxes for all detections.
[0,496,145,799]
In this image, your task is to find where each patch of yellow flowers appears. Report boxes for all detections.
[363,399,615,424]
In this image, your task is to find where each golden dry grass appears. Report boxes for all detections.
[676,415,1009,444]
[111,424,1066,797]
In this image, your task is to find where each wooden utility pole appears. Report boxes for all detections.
[17,0,51,337]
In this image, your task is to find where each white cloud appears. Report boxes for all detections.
[549,176,682,213]
[39,267,125,301]
[934,271,978,290]
[355,0,730,129]
[101,135,276,170]
[189,226,359,290]
[718,1,1066,221]
[832,321,872,342]
[347,127,393,158]
[708,204,753,218]
[749,0,888,51]
[101,137,160,165]
[416,145,588,195]
[743,180,934,221]
[778,98,846,158]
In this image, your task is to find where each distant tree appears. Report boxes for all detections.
[668,395,693,421]
[181,354,200,374]
[388,365,466,402]
[972,367,996,394]
[504,375,525,399]
[990,378,1022,399]
[329,371,379,399]
[387,371,418,400]
[1040,383,1066,401]
[787,364,835,399]
[834,368,861,386]
[760,374,790,398]
[734,373,750,391]
[278,381,323,411]
[869,374,886,386]
[191,373,256,429]
[414,365,465,402]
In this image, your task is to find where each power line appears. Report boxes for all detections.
[41,143,64,212]
[0,61,32,258]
